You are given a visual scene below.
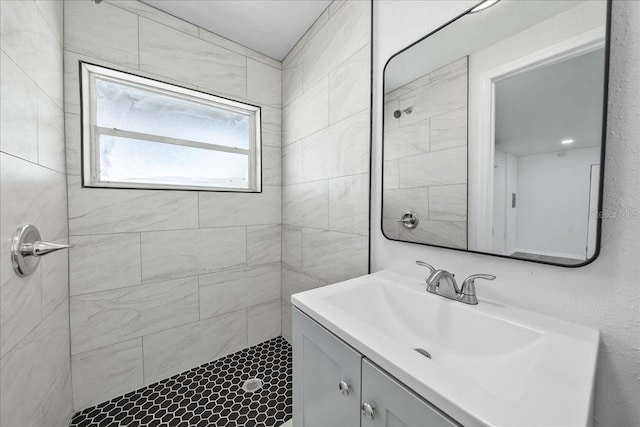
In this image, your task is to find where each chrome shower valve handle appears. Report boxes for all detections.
[11,224,74,277]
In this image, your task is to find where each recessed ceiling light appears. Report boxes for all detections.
[561,139,575,144]
[469,0,500,14]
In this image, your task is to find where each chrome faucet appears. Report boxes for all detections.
[416,261,495,305]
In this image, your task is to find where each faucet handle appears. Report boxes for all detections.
[415,260,436,274]
[460,274,495,296]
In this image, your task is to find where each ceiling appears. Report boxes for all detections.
[385,1,585,92]
[495,48,605,156]
[141,0,331,61]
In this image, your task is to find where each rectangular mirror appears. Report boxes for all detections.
[381,0,610,267]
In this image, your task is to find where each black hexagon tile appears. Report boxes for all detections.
[69,336,292,427]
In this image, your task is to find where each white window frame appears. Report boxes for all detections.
[80,62,262,192]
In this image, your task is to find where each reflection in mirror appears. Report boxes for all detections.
[381,0,609,266]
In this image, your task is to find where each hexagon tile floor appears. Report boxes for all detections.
[69,336,292,427]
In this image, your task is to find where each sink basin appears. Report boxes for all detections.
[291,270,599,427]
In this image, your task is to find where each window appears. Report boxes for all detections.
[80,62,262,192]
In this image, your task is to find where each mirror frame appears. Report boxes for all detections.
[380,0,612,268]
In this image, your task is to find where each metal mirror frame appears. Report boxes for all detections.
[379,0,612,268]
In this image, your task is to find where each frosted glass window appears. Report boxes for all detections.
[80,62,261,192]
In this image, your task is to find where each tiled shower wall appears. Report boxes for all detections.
[63,0,282,411]
[0,0,73,426]
[382,57,468,249]
[280,0,371,340]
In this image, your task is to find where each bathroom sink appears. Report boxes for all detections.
[291,270,599,427]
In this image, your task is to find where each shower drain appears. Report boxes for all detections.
[242,377,263,393]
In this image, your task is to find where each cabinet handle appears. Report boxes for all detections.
[338,381,351,396]
[361,402,375,420]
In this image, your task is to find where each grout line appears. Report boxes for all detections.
[138,232,143,285]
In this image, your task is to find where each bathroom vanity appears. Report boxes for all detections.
[291,271,600,426]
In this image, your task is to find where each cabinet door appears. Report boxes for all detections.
[293,308,362,427]
[361,359,459,427]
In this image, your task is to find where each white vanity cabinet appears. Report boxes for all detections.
[293,308,459,427]
[292,308,362,427]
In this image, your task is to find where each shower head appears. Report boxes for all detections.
[393,107,413,118]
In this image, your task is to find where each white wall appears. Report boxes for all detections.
[516,147,600,259]
[0,0,73,425]
[372,1,639,426]
[63,0,283,410]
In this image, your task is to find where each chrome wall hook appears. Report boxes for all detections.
[11,224,74,277]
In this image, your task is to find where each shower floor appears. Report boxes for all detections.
[69,336,292,427]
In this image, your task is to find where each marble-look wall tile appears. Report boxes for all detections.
[40,238,70,318]
[70,277,199,354]
[282,181,329,229]
[67,176,199,235]
[143,310,247,385]
[383,159,400,190]
[247,59,281,108]
[382,218,399,240]
[329,173,369,236]
[0,246,42,358]
[247,225,282,265]
[281,302,293,344]
[247,300,282,347]
[199,263,281,320]
[384,119,430,161]
[430,108,467,152]
[34,0,64,44]
[386,72,431,100]
[198,28,281,70]
[141,228,246,282]
[398,63,467,127]
[71,339,143,410]
[383,188,429,221]
[0,0,64,106]
[429,184,467,221]
[198,186,281,228]
[70,233,142,296]
[139,18,246,99]
[261,105,282,138]
[282,142,303,185]
[0,154,68,248]
[301,229,368,284]
[64,113,81,175]
[282,51,303,106]
[0,302,71,427]
[429,57,467,82]
[282,77,328,145]
[282,225,303,269]
[263,130,282,148]
[302,110,370,182]
[105,0,199,37]
[328,46,370,124]
[398,146,467,188]
[302,0,370,89]
[37,90,66,173]
[64,0,138,68]
[281,264,327,305]
[384,97,400,130]
[398,220,467,249]
[263,145,282,186]
[0,52,38,163]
